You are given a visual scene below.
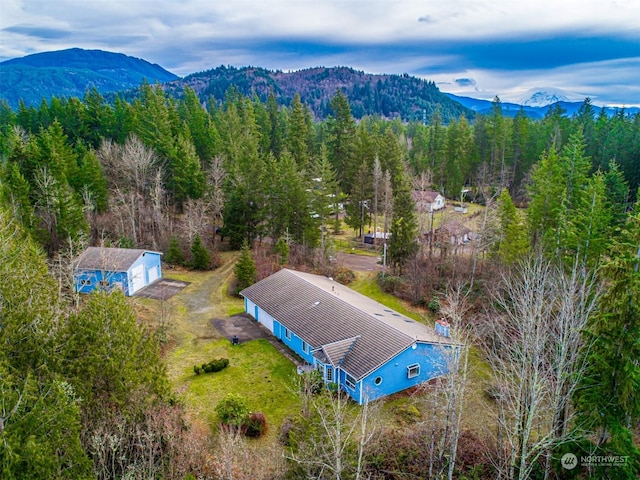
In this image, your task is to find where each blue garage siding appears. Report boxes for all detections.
[74,270,129,295]
[74,250,162,296]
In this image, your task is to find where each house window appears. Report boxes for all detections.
[80,279,92,286]
[302,341,309,354]
[99,280,111,287]
[374,376,383,385]
[345,374,356,389]
[284,327,291,340]
[407,363,420,379]
[326,366,333,382]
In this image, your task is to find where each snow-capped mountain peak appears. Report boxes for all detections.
[522,88,570,107]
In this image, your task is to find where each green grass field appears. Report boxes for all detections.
[169,338,299,430]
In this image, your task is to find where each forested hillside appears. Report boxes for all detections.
[165,65,472,122]
[0,83,638,479]
[0,48,179,109]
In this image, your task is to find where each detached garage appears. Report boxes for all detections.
[73,247,162,296]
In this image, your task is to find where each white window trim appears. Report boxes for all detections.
[326,366,333,382]
[345,373,356,389]
[284,327,291,340]
[302,341,309,353]
[407,363,420,379]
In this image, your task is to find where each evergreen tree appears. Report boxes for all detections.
[574,199,640,478]
[327,90,357,193]
[287,93,310,167]
[566,171,611,267]
[266,90,286,159]
[388,173,418,274]
[75,148,109,213]
[444,115,474,198]
[526,148,566,251]
[165,236,184,266]
[167,130,206,205]
[0,204,91,478]
[495,188,529,264]
[0,160,36,234]
[274,236,290,266]
[190,235,210,270]
[603,160,630,229]
[178,86,218,165]
[311,146,339,259]
[234,240,257,294]
[344,161,371,237]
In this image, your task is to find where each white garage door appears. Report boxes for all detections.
[131,264,145,293]
[147,265,159,284]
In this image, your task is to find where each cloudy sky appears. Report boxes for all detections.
[1,0,639,106]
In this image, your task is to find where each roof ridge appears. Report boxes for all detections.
[285,269,417,342]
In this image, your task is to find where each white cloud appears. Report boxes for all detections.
[1,0,639,105]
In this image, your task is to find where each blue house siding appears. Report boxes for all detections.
[244,301,316,364]
[272,319,316,365]
[356,342,457,404]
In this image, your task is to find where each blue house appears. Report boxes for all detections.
[73,247,162,296]
[241,269,460,404]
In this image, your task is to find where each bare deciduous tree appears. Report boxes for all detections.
[206,156,227,249]
[418,281,471,480]
[482,255,600,480]
[97,135,166,246]
[286,381,380,480]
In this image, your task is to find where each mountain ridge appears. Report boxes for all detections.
[0,48,178,109]
[164,64,471,122]
[1,48,636,120]
[444,93,639,119]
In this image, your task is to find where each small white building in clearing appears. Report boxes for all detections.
[413,190,446,213]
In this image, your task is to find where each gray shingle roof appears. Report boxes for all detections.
[241,269,452,380]
[318,336,360,367]
[73,247,160,272]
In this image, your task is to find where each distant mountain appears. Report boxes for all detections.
[165,65,472,123]
[521,88,571,107]
[0,48,179,109]
[444,93,639,119]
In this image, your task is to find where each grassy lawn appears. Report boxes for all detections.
[136,253,301,438]
[169,337,299,431]
[349,271,429,323]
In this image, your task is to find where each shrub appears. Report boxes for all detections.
[332,266,355,285]
[244,411,268,438]
[215,393,249,428]
[394,402,422,424]
[194,358,229,375]
[427,297,440,314]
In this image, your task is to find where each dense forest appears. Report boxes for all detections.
[0,83,638,479]
[163,65,472,123]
